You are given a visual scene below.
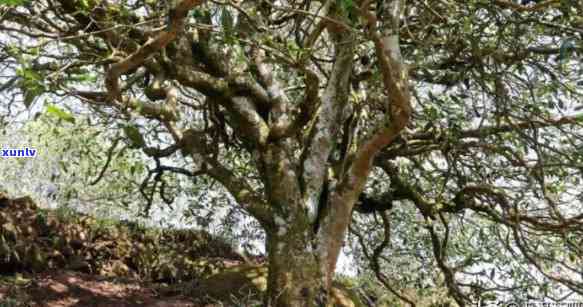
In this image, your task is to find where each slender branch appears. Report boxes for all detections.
[493,0,560,12]
[410,114,583,142]
[427,224,468,306]
[350,221,417,306]
[90,137,121,186]
[178,128,272,224]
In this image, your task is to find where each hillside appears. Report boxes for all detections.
[0,193,364,307]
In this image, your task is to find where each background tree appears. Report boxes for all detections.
[0,112,152,215]
[0,0,582,306]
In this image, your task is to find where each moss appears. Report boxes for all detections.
[331,281,366,307]
[188,264,267,303]
[187,264,364,307]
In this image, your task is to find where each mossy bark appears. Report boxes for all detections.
[265,231,327,307]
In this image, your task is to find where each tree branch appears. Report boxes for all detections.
[178,128,272,225]
[300,11,355,221]
[104,0,205,102]
[493,0,560,12]
[342,0,411,196]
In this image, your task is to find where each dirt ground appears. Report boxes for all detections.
[0,270,201,307]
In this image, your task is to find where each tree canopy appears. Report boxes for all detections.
[1,0,582,306]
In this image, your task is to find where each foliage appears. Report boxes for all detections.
[0,0,27,7]
[0,113,263,256]
[0,0,582,305]
[0,113,149,220]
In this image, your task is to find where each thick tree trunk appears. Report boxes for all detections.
[264,230,331,307]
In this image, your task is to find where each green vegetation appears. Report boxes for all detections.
[1,0,582,305]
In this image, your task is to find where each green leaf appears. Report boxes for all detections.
[0,0,27,6]
[123,124,145,148]
[221,8,234,35]
[23,91,37,108]
[46,104,75,123]
[340,0,354,12]
[558,37,576,69]
[79,0,90,9]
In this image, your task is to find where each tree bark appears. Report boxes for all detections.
[265,231,328,307]
[260,142,333,306]
[262,185,355,307]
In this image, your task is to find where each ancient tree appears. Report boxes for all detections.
[1,0,582,305]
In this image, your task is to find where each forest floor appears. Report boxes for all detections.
[0,270,200,307]
[0,193,364,307]
[0,193,253,307]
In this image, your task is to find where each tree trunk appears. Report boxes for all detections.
[264,230,331,307]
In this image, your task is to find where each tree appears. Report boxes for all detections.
[0,0,582,306]
[0,112,150,218]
